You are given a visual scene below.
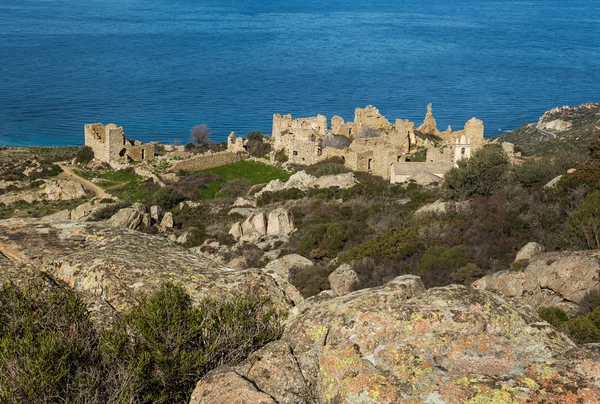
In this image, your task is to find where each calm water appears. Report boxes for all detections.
[1,0,599,147]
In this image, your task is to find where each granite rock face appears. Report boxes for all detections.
[473,250,600,315]
[0,179,87,205]
[0,218,300,325]
[192,275,600,403]
[328,263,360,296]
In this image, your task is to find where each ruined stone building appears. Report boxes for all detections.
[84,123,155,164]
[270,104,495,183]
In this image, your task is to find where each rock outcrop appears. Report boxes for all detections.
[328,263,360,296]
[230,209,295,243]
[266,208,295,236]
[515,241,545,262]
[473,250,600,315]
[0,179,87,205]
[192,275,600,402]
[107,203,150,230]
[256,171,358,197]
[0,218,301,325]
[263,254,313,280]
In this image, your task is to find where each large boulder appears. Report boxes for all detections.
[42,180,87,201]
[192,275,600,402]
[0,218,301,326]
[473,250,600,315]
[311,172,357,189]
[256,170,358,198]
[194,276,600,404]
[328,263,360,296]
[264,254,312,280]
[515,241,545,262]
[266,208,295,236]
[241,212,267,237]
[107,203,149,230]
[71,197,117,221]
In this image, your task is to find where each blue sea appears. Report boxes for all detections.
[1,0,599,147]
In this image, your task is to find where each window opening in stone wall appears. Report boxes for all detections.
[368,158,373,170]
[141,149,145,160]
[293,151,298,156]
[461,147,466,156]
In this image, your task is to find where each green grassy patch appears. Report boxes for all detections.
[195,161,290,199]
[74,169,158,204]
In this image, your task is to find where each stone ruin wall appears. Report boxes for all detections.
[271,104,488,181]
[168,151,245,173]
[84,123,155,164]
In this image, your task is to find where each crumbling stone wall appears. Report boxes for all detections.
[84,123,155,164]
[272,104,487,181]
[168,151,245,173]
[227,132,246,153]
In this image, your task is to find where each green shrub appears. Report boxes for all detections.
[257,188,306,207]
[0,280,284,403]
[152,186,186,210]
[219,178,251,198]
[289,265,333,298]
[341,227,420,263]
[538,307,569,328]
[566,316,600,344]
[419,245,470,287]
[582,289,600,312]
[298,223,352,259]
[246,131,264,142]
[568,190,600,249]
[0,280,105,403]
[75,146,95,164]
[442,144,510,201]
[246,140,271,158]
[110,284,284,403]
[48,164,63,177]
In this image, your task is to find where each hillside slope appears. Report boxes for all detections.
[494,102,600,156]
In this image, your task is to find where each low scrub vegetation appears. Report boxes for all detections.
[0,280,284,403]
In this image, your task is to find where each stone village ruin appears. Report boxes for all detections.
[270,104,514,184]
[84,123,155,165]
[84,104,513,185]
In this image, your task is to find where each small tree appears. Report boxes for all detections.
[356,127,381,139]
[190,124,212,149]
[246,131,264,142]
[442,144,510,201]
[568,190,600,249]
[75,145,95,164]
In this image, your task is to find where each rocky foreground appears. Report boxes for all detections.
[1,218,600,403]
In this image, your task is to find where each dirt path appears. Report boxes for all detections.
[57,163,108,198]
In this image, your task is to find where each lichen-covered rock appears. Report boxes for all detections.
[473,250,600,315]
[189,367,276,404]
[0,218,299,326]
[71,197,117,221]
[328,263,360,296]
[263,254,312,280]
[107,203,147,230]
[0,179,87,205]
[242,212,267,237]
[266,208,294,236]
[515,241,545,262]
[160,212,174,228]
[193,275,600,403]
